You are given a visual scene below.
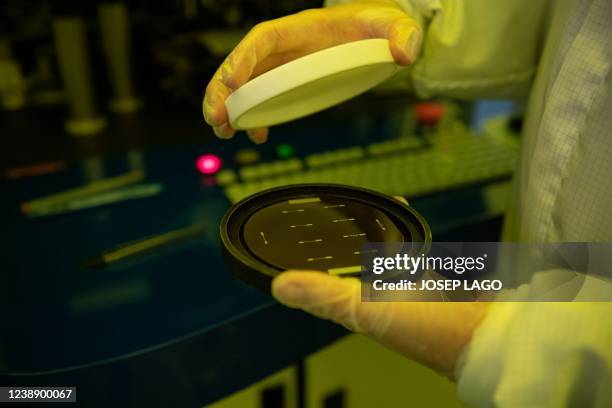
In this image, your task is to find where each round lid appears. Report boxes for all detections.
[220,184,431,291]
[225,39,399,129]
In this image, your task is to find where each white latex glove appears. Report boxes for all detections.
[203,1,423,143]
[273,272,488,376]
[272,197,490,377]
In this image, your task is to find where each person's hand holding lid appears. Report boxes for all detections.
[203,1,423,143]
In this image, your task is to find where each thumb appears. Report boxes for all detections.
[388,18,423,65]
[354,8,423,65]
[271,270,394,337]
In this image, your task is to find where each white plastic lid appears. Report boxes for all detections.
[225,39,399,130]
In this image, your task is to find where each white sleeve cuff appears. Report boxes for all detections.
[455,274,612,407]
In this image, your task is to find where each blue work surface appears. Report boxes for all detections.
[0,110,505,407]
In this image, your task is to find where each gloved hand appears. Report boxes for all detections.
[272,196,489,377]
[203,0,423,143]
[273,271,489,376]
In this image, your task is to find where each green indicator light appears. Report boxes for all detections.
[276,144,294,158]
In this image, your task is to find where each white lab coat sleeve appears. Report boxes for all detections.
[455,272,612,408]
[324,0,551,99]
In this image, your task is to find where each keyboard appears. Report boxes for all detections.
[222,127,518,204]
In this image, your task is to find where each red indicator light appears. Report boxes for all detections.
[414,102,445,126]
[196,154,222,175]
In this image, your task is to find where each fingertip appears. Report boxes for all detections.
[247,128,269,144]
[273,271,364,331]
[272,270,312,306]
[389,21,422,66]
[203,96,228,127]
[272,270,326,289]
[213,123,236,139]
[389,42,412,66]
[273,270,318,287]
[273,270,342,296]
